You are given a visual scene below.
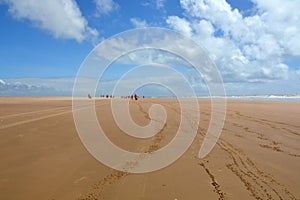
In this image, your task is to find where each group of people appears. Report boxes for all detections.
[99,94,113,98]
[88,93,141,100]
[119,94,139,100]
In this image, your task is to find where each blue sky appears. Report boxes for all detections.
[0,0,299,96]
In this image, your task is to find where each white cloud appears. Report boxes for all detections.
[2,75,299,97]
[130,18,148,28]
[166,16,192,37]
[141,0,166,10]
[252,0,300,56]
[166,0,300,83]
[192,19,214,40]
[94,0,119,16]
[0,78,71,96]
[92,28,205,68]
[2,0,98,42]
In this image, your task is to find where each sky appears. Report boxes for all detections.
[0,0,299,96]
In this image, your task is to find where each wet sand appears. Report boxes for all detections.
[0,97,299,200]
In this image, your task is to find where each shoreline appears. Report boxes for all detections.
[0,95,300,101]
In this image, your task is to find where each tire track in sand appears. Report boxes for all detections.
[78,101,168,200]
[0,102,110,131]
[0,109,74,130]
[161,102,227,199]
[227,110,300,158]
[163,101,296,199]
[197,127,291,199]
[197,113,298,200]
[0,105,71,119]
[232,110,300,137]
[218,138,297,200]
[199,161,225,200]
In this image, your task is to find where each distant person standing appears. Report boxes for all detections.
[134,94,138,100]
[88,94,92,99]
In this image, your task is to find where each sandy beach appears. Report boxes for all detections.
[0,97,299,200]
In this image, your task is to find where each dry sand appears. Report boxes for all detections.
[0,97,299,200]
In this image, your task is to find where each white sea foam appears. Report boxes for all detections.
[224,95,300,101]
[0,79,6,85]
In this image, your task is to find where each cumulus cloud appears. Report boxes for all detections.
[130,18,148,28]
[166,0,300,83]
[0,78,70,96]
[253,0,300,56]
[166,16,193,37]
[2,0,98,42]
[94,0,119,16]
[92,28,208,69]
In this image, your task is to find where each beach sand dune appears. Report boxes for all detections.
[0,98,299,199]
